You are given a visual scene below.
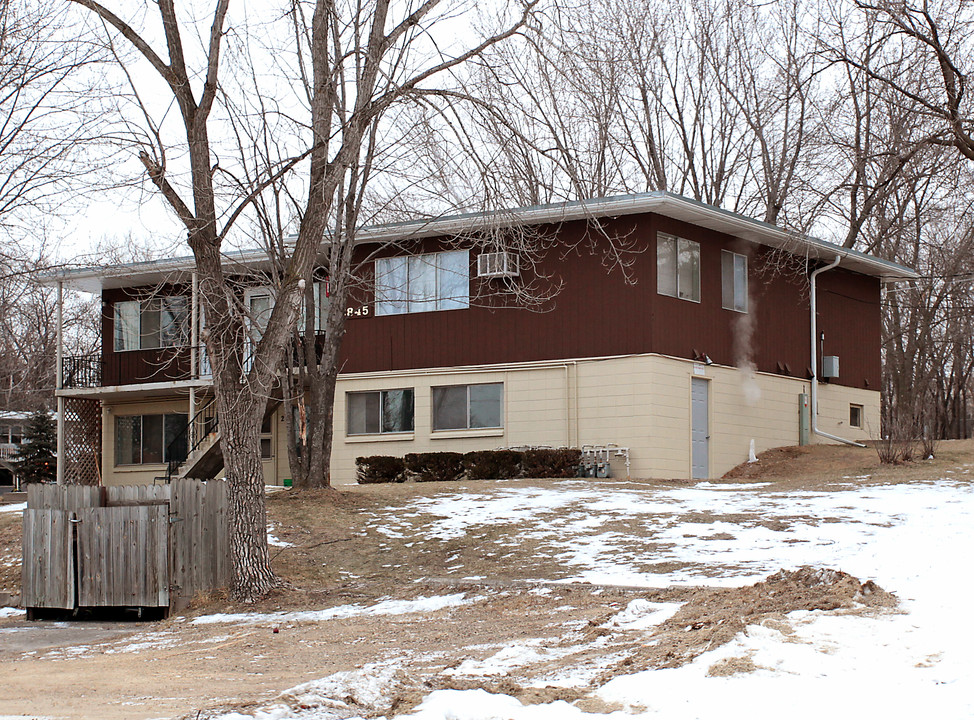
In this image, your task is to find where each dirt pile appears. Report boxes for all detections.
[612,566,896,674]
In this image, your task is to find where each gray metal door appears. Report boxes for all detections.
[691,378,709,479]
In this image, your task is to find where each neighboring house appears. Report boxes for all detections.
[0,411,29,487]
[44,192,915,486]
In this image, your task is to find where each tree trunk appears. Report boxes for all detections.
[220,396,276,600]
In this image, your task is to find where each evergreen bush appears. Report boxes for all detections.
[15,410,57,485]
[521,448,582,478]
[355,455,406,484]
[404,452,464,482]
[462,449,523,480]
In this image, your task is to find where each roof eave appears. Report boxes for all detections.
[42,191,918,291]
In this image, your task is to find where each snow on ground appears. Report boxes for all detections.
[192,593,478,626]
[267,523,294,548]
[401,478,974,719]
[0,502,25,514]
[370,479,970,591]
[216,476,973,720]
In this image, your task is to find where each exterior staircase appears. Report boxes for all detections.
[174,428,223,480]
[166,392,281,482]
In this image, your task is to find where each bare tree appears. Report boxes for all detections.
[0,253,98,411]
[852,0,974,161]
[71,0,538,598]
[0,0,107,244]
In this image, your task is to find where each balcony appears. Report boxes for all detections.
[60,338,329,391]
[61,347,201,389]
[61,354,103,389]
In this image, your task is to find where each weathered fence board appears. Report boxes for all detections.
[77,505,169,607]
[27,484,100,511]
[169,478,229,603]
[105,484,171,506]
[21,510,74,609]
[23,479,227,614]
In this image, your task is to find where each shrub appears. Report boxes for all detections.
[404,452,465,482]
[355,456,406,484]
[521,448,582,478]
[463,450,523,480]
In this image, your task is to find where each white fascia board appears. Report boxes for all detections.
[44,192,917,292]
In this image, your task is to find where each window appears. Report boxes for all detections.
[347,389,415,435]
[721,250,748,312]
[657,234,700,302]
[432,382,503,431]
[260,414,273,459]
[115,413,188,465]
[244,287,274,340]
[302,281,330,333]
[245,282,329,339]
[375,250,469,315]
[850,404,863,429]
[114,296,189,351]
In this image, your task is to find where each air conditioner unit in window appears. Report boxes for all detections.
[477,251,519,278]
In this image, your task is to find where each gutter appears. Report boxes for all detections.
[809,256,866,448]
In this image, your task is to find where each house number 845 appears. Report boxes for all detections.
[346,306,370,317]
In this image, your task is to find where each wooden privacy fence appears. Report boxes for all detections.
[22,480,228,616]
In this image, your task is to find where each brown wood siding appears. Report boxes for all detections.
[816,270,882,390]
[98,213,882,391]
[102,286,192,386]
[340,213,881,390]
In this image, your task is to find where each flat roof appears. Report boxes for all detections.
[42,191,918,292]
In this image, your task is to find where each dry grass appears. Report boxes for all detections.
[1,440,971,719]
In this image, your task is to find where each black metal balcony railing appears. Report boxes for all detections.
[60,346,213,389]
[166,396,218,482]
[60,339,328,390]
[61,354,103,389]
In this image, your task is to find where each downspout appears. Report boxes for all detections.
[810,256,866,448]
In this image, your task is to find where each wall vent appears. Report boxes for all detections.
[477,252,518,278]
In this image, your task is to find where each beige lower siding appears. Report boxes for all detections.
[329,354,878,485]
[99,396,279,487]
[95,353,879,487]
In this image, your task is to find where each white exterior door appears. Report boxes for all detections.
[691,377,709,480]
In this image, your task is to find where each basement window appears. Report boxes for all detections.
[850,404,863,429]
[347,389,415,435]
[432,382,503,431]
[657,233,700,302]
[115,413,188,466]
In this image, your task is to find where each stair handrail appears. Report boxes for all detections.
[166,396,219,482]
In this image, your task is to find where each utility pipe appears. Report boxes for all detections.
[56,280,64,484]
[189,272,199,449]
[810,256,866,447]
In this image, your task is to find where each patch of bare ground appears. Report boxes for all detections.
[721,438,974,490]
[604,566,896,680]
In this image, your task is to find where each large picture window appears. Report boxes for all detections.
[432,382,503,431]
[657,234,700,302]
[114,296,189,351]
[115,413,188,466]
[375,250,469,316]
[347,389,415,435]
[721,250,748,313]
